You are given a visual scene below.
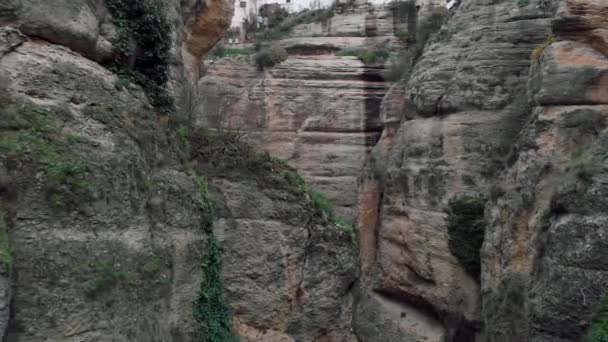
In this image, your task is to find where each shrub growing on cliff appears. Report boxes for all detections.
[310,190,332,217]
[586,291,608,342]
[181,128,307,195]
[106,0,173,112]
[0,101,92,207]
[310,190,357,244]
[332,215,356,243]
[254,46,288,69]
[445,195,486,280]
[261,8,334,40]
[82,261,133,298]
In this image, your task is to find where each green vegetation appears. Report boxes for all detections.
[181,128,306,195]
[310,190,357,244]
[66,133,86,146]
[0,100,91,204]
[254,46,288,70]
[335,49,390,64]
[0,207,12,269]
[80,251,173,298]
[83,261,133,298]
[225,48,253,56]
[192,173,237,342]
[113,72,134,91]
[194,232,237,342]
[282,168,307,194]
[518,0,530,7]
[46,159,90,190]
[586,291,608,342]
[568,147,594,181]
[530,34,554,61]
[179,128,355,243]
[194,173,215,231]
[310,190,332,217]
[211,45,253,59]
[105,0,173,112]
[142,253,173,275]
[261,8,334,40]
[331,215,356,243]
[445,195,486,279]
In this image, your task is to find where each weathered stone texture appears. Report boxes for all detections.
[483,0,608,341]
[0,1,357,341]
[356,0,558,340]
[197,2,416,223]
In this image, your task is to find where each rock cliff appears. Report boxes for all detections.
[197,0,443,223]
[483,1,608,341]
[358,0,608,341]
[0,0,607,341]
[0,1,357,341]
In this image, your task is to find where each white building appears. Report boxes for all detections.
[230,0,398,29]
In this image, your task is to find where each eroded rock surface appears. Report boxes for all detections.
[483,1,608,341]
[356,0,559,340]
[1,0,608,340]
[0,1,357,341]
[197,1,442,222]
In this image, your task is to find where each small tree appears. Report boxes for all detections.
[254,46,288,70]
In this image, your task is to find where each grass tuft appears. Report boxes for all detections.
[82,261,133,298]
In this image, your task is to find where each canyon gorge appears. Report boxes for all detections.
[0,0,607,341]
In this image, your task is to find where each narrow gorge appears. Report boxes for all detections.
[0,0,606,341]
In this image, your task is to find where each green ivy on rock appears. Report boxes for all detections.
[192,173,238,342]
[106,0,174,113]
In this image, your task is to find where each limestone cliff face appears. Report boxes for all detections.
[0,1,357,341]
[0,0,232,80]
[1,0,608,341]
[358,0,608,341]
[197,1,441,223]
[483,1,608,341]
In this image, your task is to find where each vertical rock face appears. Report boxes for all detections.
[0,0,233,83]
[1,0,607,340]
[0,1,357,341]
[197,1,443,223]
[181,0,234,79]
[483,0,608,341]
[214,179,357,341]
[356,0,559,340]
